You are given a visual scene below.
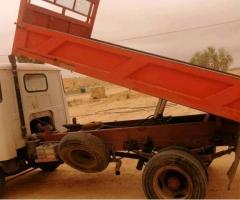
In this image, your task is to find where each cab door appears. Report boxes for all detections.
[18,69,69,136]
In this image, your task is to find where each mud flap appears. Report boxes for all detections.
[227,127,240,190]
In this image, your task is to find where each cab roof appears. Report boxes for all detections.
[0,63,60,71]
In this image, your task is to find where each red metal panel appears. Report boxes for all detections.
[12,0,240,122]
[19,0,99,38]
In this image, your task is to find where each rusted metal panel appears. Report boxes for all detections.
[41,121,217,151]
[92,122,216,150]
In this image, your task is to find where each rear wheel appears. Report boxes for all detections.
[39,162,60,172]
[142,148,207,199]
[58,133,110,173]
[159,146,208,178]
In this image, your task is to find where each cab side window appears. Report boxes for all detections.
[24,74,48,93]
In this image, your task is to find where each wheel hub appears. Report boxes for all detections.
[167,176,181,191]
[153,166,193,199]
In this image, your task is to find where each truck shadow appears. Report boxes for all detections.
[3,161,144,199]
[3,157,240,199]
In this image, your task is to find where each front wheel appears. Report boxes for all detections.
[142,148,208,199]
[39,162,60,172]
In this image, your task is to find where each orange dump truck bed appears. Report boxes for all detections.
[12,0,240,122]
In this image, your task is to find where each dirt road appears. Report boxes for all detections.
[3,153,240,199]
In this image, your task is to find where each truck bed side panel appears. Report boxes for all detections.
[12,0,240,122]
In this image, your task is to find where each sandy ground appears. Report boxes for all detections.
[3,156,240,199]
[3,80,240,199]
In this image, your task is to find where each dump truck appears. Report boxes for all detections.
[1,0,239,198]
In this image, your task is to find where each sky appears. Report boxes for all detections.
[0,0,240,77]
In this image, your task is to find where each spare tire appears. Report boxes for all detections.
[58,133,110,173]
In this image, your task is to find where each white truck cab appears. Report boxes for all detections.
[0,63,69,163]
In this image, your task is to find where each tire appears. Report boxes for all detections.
[159,146,208,179]
[0,171,6,196]
[143,149,207,199]
[58,133,110,173]
[39,162,60,172]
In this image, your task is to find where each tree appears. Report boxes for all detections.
[190,47,233,72]
[17,56,44,64]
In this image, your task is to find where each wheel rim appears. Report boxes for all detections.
[153,166,193,199]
